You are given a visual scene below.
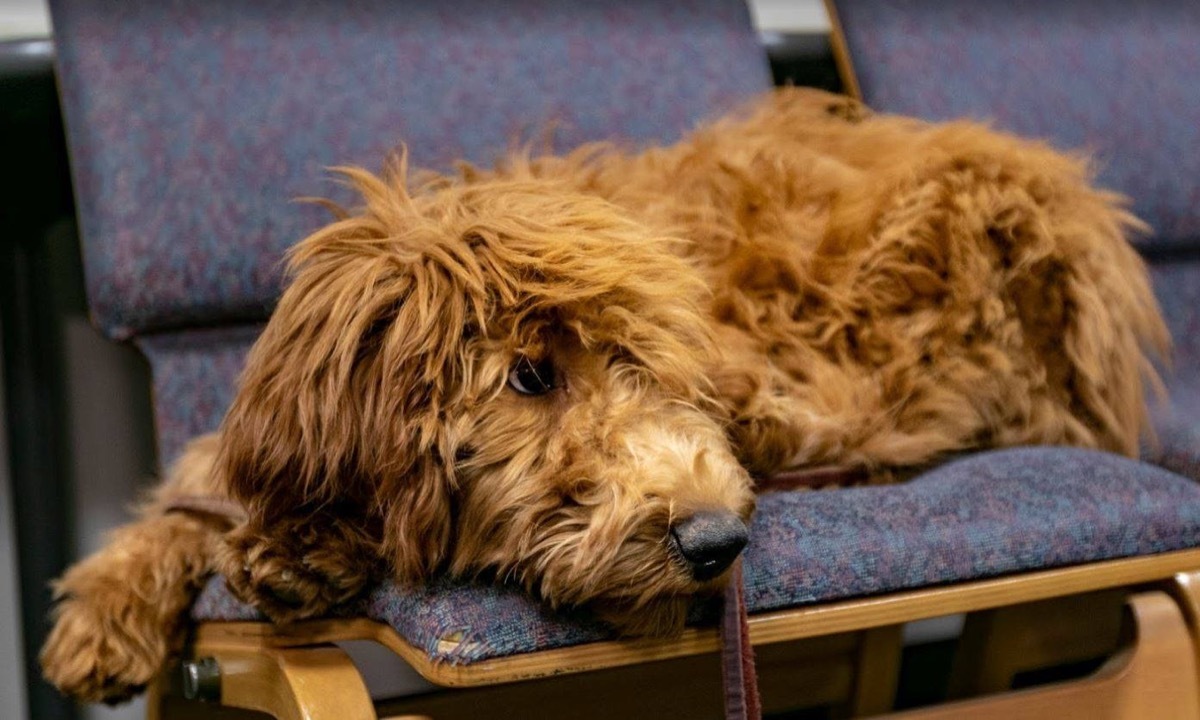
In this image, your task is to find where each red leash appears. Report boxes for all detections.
[163,495,247,522]
[761,464,872,491]
[720,560,761,720]
[720,462,888,719]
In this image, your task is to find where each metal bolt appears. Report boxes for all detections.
[181,656,221,702]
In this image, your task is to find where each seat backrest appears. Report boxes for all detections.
[827,0,1200,252]
[50,0,771,463]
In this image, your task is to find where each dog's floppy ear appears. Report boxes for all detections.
[218,163,481,582]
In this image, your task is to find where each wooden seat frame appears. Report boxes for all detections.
[151,550,1200,718]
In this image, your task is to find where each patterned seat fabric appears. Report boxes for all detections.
[137,326,260,464]
[51,0,770,341]
[1147,261,1200,482]
[193,447,1200,663]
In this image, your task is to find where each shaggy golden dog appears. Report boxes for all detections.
[42,88,1166,703]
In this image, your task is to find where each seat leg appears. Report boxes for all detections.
[948,590,1125,698]
[846,625,903,716]
[198,643,376,720]
[1168,570,1200,694]
[879,591,1200,719]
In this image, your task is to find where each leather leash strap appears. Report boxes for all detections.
[163,495,248,523]
[721,462,895,719]
[721,559,761,720]
[761,464,871,491]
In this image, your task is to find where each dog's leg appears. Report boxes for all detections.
[40,435,229,704]
[712,327,871,476]
[40,512,222,703]
[715,361,810,476]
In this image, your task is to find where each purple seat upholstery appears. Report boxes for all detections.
[51,0,770,341]
[137,326,260,463]
[1147,260,1200,481]
[193,447,1200,663]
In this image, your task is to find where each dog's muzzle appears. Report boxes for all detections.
[670,511,749,581]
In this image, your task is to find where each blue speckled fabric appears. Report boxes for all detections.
[1152,398,1200,483]
[1149,378,1200,484]
[192,447,1200,663]
[51,0,771,339]
[136,326,260,464]
[831,0,1200,250]
[1146,260,1200,481]
[1152,260,1200,379]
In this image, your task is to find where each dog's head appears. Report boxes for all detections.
[218,159,754,634]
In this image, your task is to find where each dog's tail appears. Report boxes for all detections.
[39,435,233,704]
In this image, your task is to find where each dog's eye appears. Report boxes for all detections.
[507,356,557,396]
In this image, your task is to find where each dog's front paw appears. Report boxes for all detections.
[41,593,165,704]
[218,519,378,623]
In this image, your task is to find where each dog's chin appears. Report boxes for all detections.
[591,595,693,637]
[589,569,737,637]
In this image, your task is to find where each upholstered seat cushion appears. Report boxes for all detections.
[1149,382,1200,483]
[1153,412,1200,483]
[1146,260,1200,482]
[192,447,1200,664]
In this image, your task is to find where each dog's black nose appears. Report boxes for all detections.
[670,511,748,581]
